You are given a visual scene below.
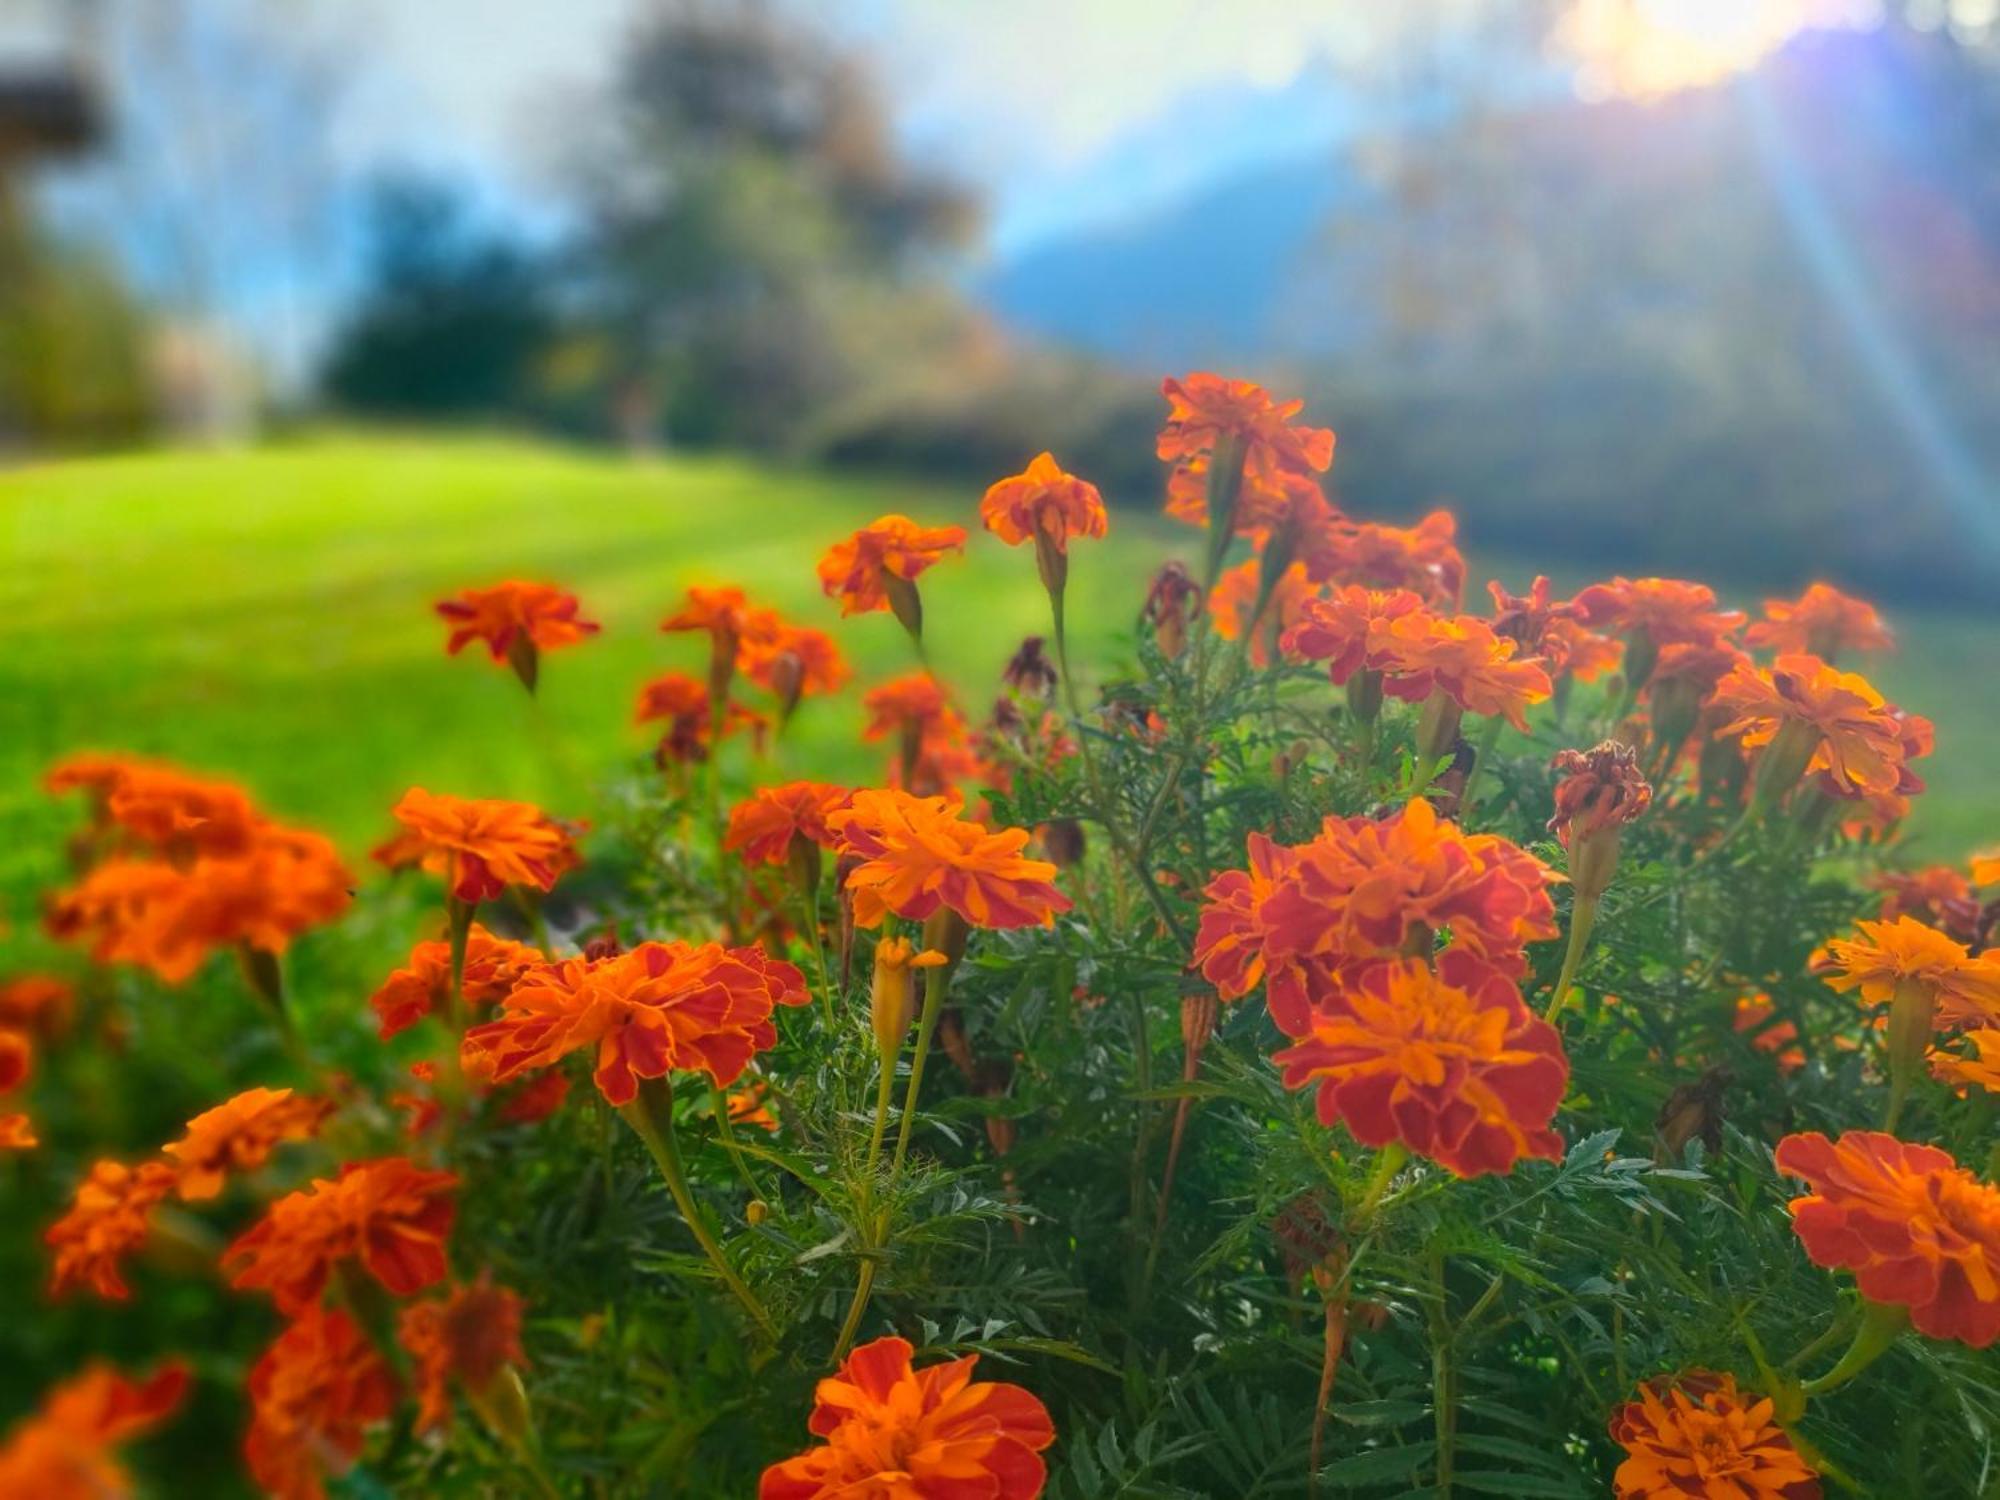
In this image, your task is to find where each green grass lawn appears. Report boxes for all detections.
[2,431,1996,969]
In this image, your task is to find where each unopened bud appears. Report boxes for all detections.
[869,937,946,1064]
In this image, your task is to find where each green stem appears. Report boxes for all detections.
[618,1081,774,1339]
[832,1052,901,1362]
[1800,1300,1908,1397]
[445,898,476,1031]
[1543,894,1599,1023]
[709,1083,768,1204]
[1428,1248,1457,1497]
[1458,717,1504,813]
[890,955,953,1176]
[1354,1142,1408,1223]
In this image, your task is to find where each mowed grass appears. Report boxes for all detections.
[2,431,1996,962]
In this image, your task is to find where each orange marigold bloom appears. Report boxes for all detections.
[1930,1029,2000,1096]
[829,788,1072,932]
[660,584,778,654]
[46,825,354,984]
[1208,559,1319,667]
[1819,915,2000,1030]
[981,451,1109,552]
[0,973,75,1036]
[1711,653,1909,800]
[46,754,264,862]
[1608,1370,1820,1500]
[0,1114,36,1150]
[1372,611,1553,730]
[0,1360,187,1500]
[1272,952,1568,1178]
[436,580,598,662]
[162,1086,337,1201]
[46,1159,178,1300]
[817,515,967,617]
[1571,576,1745,648]
[1776,1130,2000,1348]
[1733,995,1806,1073]
[1873,865,1983,946]
[1306,510,1465,607]
[862,675,985,793]
[244,1306,397,1500]
[498,1067,572,1124]
[368,924,545,1039]
[1485,576,1623,682]
[463,939,807,1105]
[1746,583,1892,660]
[1279,585,1427,684]
[728,1079,781,1131]
[397,1274,526,1434]
[759,1334,1055,1500]
[224,1156,458,1313]
[741,623,852,705]
[1157,371,1335,487]
[375,788,578,905]
[726,782,850,867]
[0,1026,31,1095]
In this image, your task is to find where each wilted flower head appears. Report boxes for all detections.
[436,580,597,686]
[1272,951,1568,1179]
[1776,1130,2000,1348]
[1142,561,1200,659]
[397,1274,527,1434]
[46,1159,179,1300]
[0,1360,187,1500]
[375,788,578,905]
[758,1335,1055,1500]
[816,515,967,619]
[244,1306,397,1500]
[163,1087,336,1201]
[1001,636,1059,698]
[1548,742,1653,902]
[368,924,545,1039]
[223,1156,459,1313]
[1608,1370,1820,1500]
[463,939,807,1105]
[829,788,1072,932]
[1747,582,1892,661]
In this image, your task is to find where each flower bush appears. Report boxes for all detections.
[3,373,1998,1496]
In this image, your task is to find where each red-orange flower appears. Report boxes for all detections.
[726,782,850,867]
[817,515,967,617]
[1190,832,1303,1016]
[1306,511,1465,607]
[463,939,807,1105]
[1548,742,1653,852]
[1281,585,1428,684]
[224,1157,459,1313]
[1931,1029,2000,1096]
[0,1026,31,1095]
[46,1159,178,1299]
[1273,952,1568,1178]
[47,824,353,984]
[1873,865,1983,945]
[0,1360,187,1500]
[1208,559,1319,667]
[1711,654,1909,800]
[759,1334,1055,1500]
[1571,576,1745,649]
[1746,583,1892,660]
[1372,612,1554,730]
[368,924,546,1039]
[1776,1130,2000,1347]
[375,788,578,904]
[741,623,852,707]
[1608,1370,1820,1500]
[660,584,777,648]
[829,788,1072,932]
[0,973,75,1036]
[397,1274,526,1434]
[862,675,986,793]
[164,1086,336,1201]
[981,451,1109,552]
[436,580,598,662]
[1157,371,1335,489]
[1819,915,2000,1030]
[50,755,266,862]
[244,1306,397,1500]
[0,1114,36,1150]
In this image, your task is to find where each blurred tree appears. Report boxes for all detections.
[323,177,555,421]
[574,0,977,449]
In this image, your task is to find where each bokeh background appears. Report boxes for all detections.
[5,0,2000,1015]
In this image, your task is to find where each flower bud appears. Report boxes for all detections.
[1548,741,1653,905]
[882,571,924,643]
[1144,562,1198,660]
[868,937,947,1065]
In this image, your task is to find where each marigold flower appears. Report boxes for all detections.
[1747,583,1892,660]
[1279,585,1428,686]
[46,1159,179,1300]
[0,973,75,1036]
[163,1086,336,1201]
[1373,611,1554,732]
[0,1026,31,1095]
[0,1113,35,1150]
[740,623,851,713]
[1208,559,1319,667]
[759,1334,1055,1500]
[46,754,265,862]
[375,788,578,905]
[725,782,849,867]
[1549,741,1652,903]
[1486,577,1622,682]
[0,1360,187,1500]
[829,788,1072,932]
[1734,995,1805,1073]
[1157,371,1335,488]
[1873,865,1983,945]
[1608,1370,1820,1500]
[1272,952,1568,1178]
[1307,511,1465,607]
[1776,1129,2000,1347]
[1571,576,1746,649]
[981,451,1108,552]
[727,1080,779,1131]
[244,1306,397,1500]
[1711,653,1909,801]
[398,1274,526,1434]
[224,1156,459,1313]
[463,939,807,1105]
[1814,704,1932,834]
[1191,832,1306,1025]
[436,580,598,681]
[817,514,967,619]
[1930,1029,2000,1096]
[862,675,984,793]
[368,923,545,1039]
[1819,916,2000,1030]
